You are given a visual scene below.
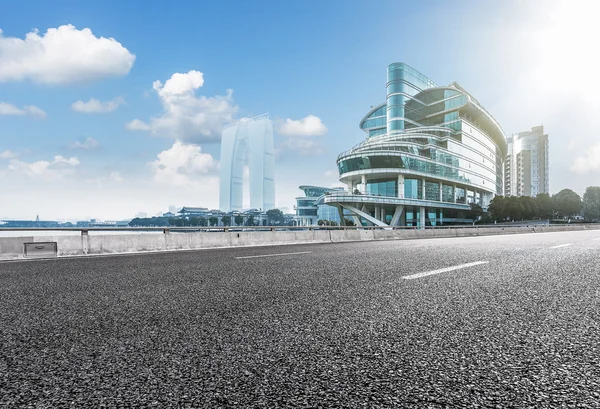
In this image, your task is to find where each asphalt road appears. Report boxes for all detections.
[1,230,600,408]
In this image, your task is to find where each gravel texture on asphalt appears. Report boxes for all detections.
[1,230,600,408]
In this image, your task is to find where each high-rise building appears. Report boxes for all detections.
[219,114,275,212]
[504,125,549,197]
[324,62,507,227]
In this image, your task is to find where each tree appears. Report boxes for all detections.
[553,189,582,218]
[506,196,524,221]
[468,203,484,221]
[234,215,244,226]
[266,208,284,225]
[168,217,184,227]
[189,216,200,226]
[344,218,356,226]
[535,193,553,219]
[221,215,231,226]
[317,219,324,226]
[488,195,507,221]
[583,186,600,221]
[209,216,218,227]
[244,215,255,226]
[518,196,538,220]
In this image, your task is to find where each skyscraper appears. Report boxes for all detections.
[504,125,549,197]
[219,114,275,212]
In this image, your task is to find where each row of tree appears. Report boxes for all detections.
[129,208,290,227]
[485,187,600,222]
[317,219,356,226]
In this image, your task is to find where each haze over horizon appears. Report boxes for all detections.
[1,0,599,221]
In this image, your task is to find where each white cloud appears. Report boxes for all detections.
[0,150,17,159]
[72,97,124,113]
[570,143,600,175]
[23,105,47,119]
[0,102,46,118]
[277,115,327,136]
[125,119,151,131]
[0,102,23,115]
[275,115,328,156]
[6,155,79,179]
[69,137,100,150]
[126,70,238,143]
[0,25,135,84]
[150,140,218,186]
[109,171,124,182]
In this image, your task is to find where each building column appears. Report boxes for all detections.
[397,175,405,198]
[361,174,367,194]
[374,206,380,221]
[348,181,353,193]
[419,206,426,227]
[390,205,404,226]
[422,179,426,200]
[439,184,443,202]
[453,184,457,203]
[337,206,345,226]
[381,207,386,224]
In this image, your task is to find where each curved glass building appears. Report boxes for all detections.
[325,63,507,227]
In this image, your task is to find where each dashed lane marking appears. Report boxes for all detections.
[401,260,489,280]
[550,243,573,249]
[235,251,312,259]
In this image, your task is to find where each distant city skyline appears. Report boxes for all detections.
[1,0,599,220]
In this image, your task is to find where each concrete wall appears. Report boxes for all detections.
[1,225,599,260]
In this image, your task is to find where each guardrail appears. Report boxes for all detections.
[0,220,589,234]
[1,223,597,261]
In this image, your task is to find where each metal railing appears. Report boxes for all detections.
[0,221,594,235]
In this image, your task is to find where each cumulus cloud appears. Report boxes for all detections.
[275,115,328,155]
[277,115,328,136]
[0,102,46,118]
[150,139,218,186]
[72,97,124,113]
[126,70,238,143]
[6,155,79,179]
[125,119,151,131]
[0,150,17,159]
[0,25,135,84]
[570,143,600,175]
[69,137,100,150]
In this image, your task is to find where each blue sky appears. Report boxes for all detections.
[1,0,599,220]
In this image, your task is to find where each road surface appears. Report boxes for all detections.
[1,230,599,407]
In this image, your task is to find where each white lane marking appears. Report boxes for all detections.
[235,251,312,259]
[401,261,489,280]
[550,243,573,249]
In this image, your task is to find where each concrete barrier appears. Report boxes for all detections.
[1,224,600,260]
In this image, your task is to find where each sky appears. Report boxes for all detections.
[1,0,599,221]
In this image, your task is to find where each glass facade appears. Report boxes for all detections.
[366,179,397,197]
[295,186,343,225]
[327,62,506,226]
[219,115,275,212]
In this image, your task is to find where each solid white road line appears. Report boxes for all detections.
[235,251,312,259]
[550,243,573,249]
[401,260,489,280]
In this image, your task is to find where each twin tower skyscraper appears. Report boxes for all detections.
[219,114,275,212]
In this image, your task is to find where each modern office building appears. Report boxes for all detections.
[504,125,549,197]
[295,185,346,226]
[324,62,507,227]
[219,114,275,212]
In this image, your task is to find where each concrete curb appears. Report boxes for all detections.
[0,225,598,261]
